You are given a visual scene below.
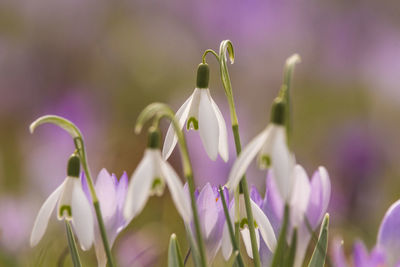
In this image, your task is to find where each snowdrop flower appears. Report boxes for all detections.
[221,195,276,260]
[227,99,295,201]
[30,154,94,250]
[82,169,128,267]
[124,128,192,224]
[163,63,228,162]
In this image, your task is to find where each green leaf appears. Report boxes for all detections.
[285,228,297,267]
[168,233,184,267]
[271,204,289,267]
[65,221,82,267]
[308,214,329,267]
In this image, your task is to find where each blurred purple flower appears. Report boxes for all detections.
[82,169,128,267]
[377,199,400,266]
[333,200,400,267]
[0,196,35,253]
[115,230,162,267]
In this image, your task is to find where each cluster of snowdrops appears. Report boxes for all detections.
[29,41,400,267]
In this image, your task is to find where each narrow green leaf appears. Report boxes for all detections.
[285,228,297,267]
[271,204,289,267]
[168,233,184,267]
[65,221,82,267]
[308,214,329,267]
[185,225,202,267]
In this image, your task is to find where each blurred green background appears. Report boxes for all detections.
[1,0,400,265]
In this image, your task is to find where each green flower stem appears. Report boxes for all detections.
[135,103,207,267]
[74,137,115,267]
[203,40,261,267]
[30,115,114,267]
[218,186,244,267]
[65,221,82,267]
[280,54,301,146]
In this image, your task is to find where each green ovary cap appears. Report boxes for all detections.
[147,127,161,149]
[270,98,286,125]
[196,63,209,89]
[67,154,80,177]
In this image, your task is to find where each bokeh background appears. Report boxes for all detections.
[1,0,400,266]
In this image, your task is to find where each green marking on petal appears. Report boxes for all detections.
[59,205,72,219]
[240,218,248,229]
[150,177,165,196]
[240,218,258,229]
[187,117,198,130]
[259,154,271,169]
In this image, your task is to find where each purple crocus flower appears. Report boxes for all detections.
[186,182,228,264]
[377,199,400,266]
[332,200,400,267]
[82,169,128,267]
[252,166,331,267]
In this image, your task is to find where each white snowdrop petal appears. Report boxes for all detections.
[251,199,277,252]
[198,89,220,161]
[221,222,233,260]
[162,93,194,160]
[209,94,229,162]
[221,202,235,260]
[227,128,270,191]
[160,156,192,223]
[240,227,260,259]
[123,150,155,223]
[71,179,94,251]
[57,177,75,220]
[290,165,311,227]
[270,126,295,201]
[30,180,66,247]
[318,166,331,222]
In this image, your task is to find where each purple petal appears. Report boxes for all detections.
[250,185,263,207]
[331,238,347,267]
[377,199,400,266]
[95,168,117,220]
[80,172,92,202]
[265,170,284,221]
[369,247,386,266]
[197,183,219,238]
[260,171,283,235]
[353,241,370,267]
[306,167,331,229]
[116,172,128,212]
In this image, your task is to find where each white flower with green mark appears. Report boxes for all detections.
[163,63,228,162]
[221,195,277,259]
[30,155,94,250]
[123,128,192,224]
[227,99,296,202]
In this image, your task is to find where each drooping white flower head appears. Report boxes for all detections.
[227,99,295,201]
[163,63,228,162]
[221,195,277,260]
[30,155,94,251]
[123,128,192,225]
